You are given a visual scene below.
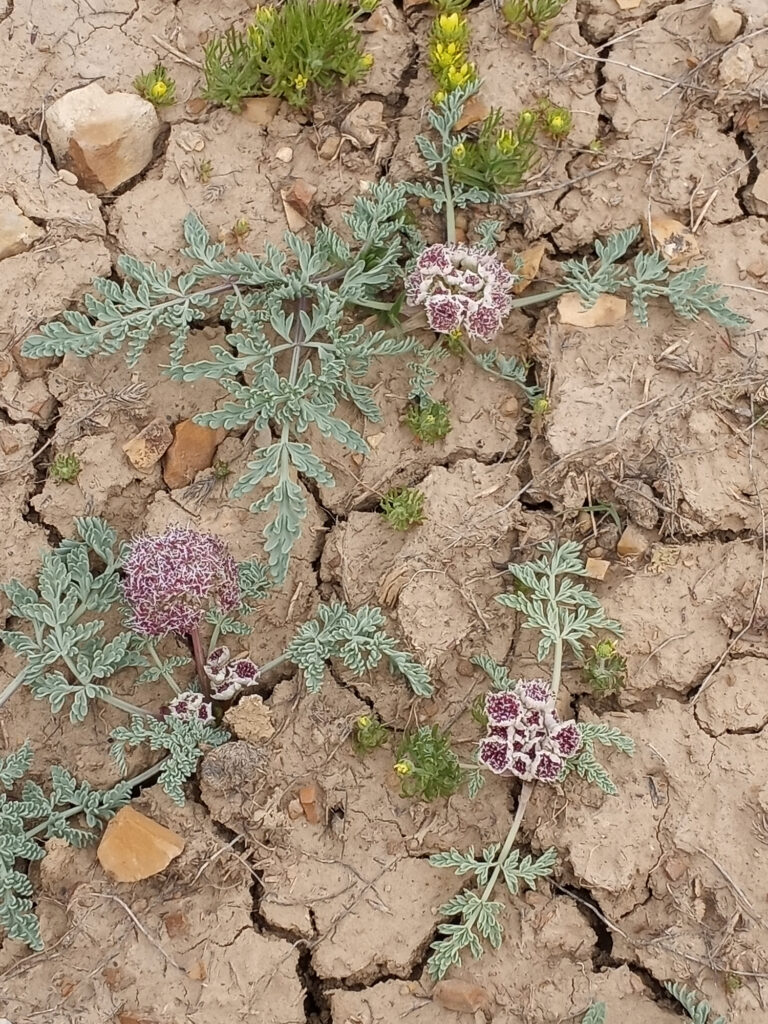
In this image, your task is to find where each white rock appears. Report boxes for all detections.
[45,83,160,195]
[57,169,79,185]
[0,195,44,260]
[275,146,293,163]
[718,43,754,87]
[341,100,385,148]
[709,5,743,44]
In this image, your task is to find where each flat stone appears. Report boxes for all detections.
[709,5,743,44]
[341,101,385,148]
[241,96,281,126]
[718,43,754,87]
[163,419,224,490]
[123,417,173,471]
[46,83,160,195]
[97,806,184,882]
[0,195,44,260]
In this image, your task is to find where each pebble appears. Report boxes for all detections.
[123,418,173,471]
[718,43,754,87]
[0,195,44,260]
[162,419,223,490]
[749,170,768,215]
[341,100,385,148]
[318,134,341,160]
[241,96,281,125]
[709,5,743,44]
[616,524,651,558]
[45,83,160,195]
[275,146,293,163]
[57,169,79,185]
[97,806,184,882]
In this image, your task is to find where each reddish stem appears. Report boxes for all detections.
[190,626,211,699]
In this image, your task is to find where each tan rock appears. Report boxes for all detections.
[749,170,768,215]
[123,418,173,471]
[275,146,293,163]
[56,169,79,185]
[341,100,385,148]
[718,43,754,87]
[0,195,44,259]
[616,524,651,558]
[284,179,317,219]
[241,96,281,125]
[709,5,743,44]
[298,783,322,824]
[97,806,185,882]
[318,134,341,161]
[46,83,160,194]
[162,419,224,489]
[585,557,610,581]
[647,216,699,267]
[432,979,492,1015]
[557,292,627,328]
[224,695,274,743]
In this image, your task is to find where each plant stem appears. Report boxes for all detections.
[208,622,223,656]
[0,670,27,710]
[25,759,167,841]
[508,285,567,310]
[480,632,565,903]
[442,160,456,244]
[100,693,158,718]
[190,626,210,699]
[147,643,181,695]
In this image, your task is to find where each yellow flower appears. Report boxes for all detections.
[452,142,466,160]
[254,4,275,20]
[436,12,465,39]
[293,73,308,91]
[532,395,549,416]
[496,129,516,155]
[150,80,167,100]
[432,41,464,69]
[358,715,372,728]
[394,760,413,776]
[359,53,374,69]
[445,62,475,88]
[519,109,536,126]
[595,640,616,659]
[433,89,447,105]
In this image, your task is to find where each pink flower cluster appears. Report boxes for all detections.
[204,646,260,701]
[405,243,515,343]
[478,679,581,784]
[165,691,215,725]
[123,528,240,637]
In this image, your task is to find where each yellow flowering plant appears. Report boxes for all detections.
[203,0,375,110]
[133,64,176,107]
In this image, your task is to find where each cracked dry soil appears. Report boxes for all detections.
[2,0,768,1022]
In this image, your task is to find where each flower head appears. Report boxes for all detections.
[394,760,413,776]
[477,678,582,784]
[359,53,374,70]
[165,690,215,725]
[293,74,308,91]
[202,646,261,701]
[150,80,168,100]
[123,527,240,637]
[406,243,514,344]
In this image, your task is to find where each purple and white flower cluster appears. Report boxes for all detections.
[204,645,260,701]
[123,527,241,637]
[165,690,215,725]
[405,243,515,343]
[478,679,581,784]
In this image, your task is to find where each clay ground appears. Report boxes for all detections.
[2,0,768,1022]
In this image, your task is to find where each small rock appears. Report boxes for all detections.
[455,95,490,132]
[97,806,184,882]
[242,96,281,125]
[298,783,323,824]
[709,5,743,44]
[585,557,610,581]
[163,419,224,490]
[647,217,699,267]
[558,292,627,328]
[432,979,492,1017]
[747,258,766,278]
[318,134,341,160]
[0,195,44,259]
[616,479,659,530]
[284,178,317,219]
[512,241,547,295]
[187,961,207,981]
[46,83,160,195]
[749,170,768,215]
[341,100,385,148]
[162,911,188,938]
[57,169,79,185]
[185,97,208,116]
[501,396,518,417]
[224,695,274,743]
[718,43,754,87]
[123,418,173,471]
[616,524,651,558]
[275,146,294,163]
[287,798,304,820]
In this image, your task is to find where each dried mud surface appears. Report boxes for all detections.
[2,0,768,1022]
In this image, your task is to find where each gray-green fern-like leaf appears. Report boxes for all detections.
[561,722,634,796]
[665,983,728,1024]
[581,1004,606,1024]
[285,601,432,697]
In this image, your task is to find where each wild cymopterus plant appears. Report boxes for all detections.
[427,541,633,978]
[0,518,429,949]
[23,82,747,582]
